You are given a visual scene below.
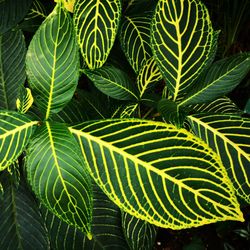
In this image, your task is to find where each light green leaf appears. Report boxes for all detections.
[0,29,26,110]
[0,174,49,249]
[122,212,157,250]
[190,96,243,115]
[137,57,162,99]
[16,87,34,114]
[26,3,79,120]
[120,16,152,73]
[0,0,32,34]
[180,53,250,107]
[188,114,250,203]
[151,0,218,101]
[84,65,138,101]
[70,119,243,229]
[73,0,121,69]
[0,111,37,171]
[41,182,129,250]
[26,122,93,236]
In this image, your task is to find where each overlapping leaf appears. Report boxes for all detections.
[190,96,242,115]
[122,212,157,250]
[26,3,79,119]
[73,0,121,69]
[0,29,26,110]
[137,57,162,99]
[70,119,243,229]
[151,0,218,101]
[16,87,34,114]
[26,122,93,236]
[188,114,250,203]
[84,65,138,101]
[0,111,37,171]
[0,175,49,249]
[0,0,32,34]
[120,16,152,73]
[41,183,129,250]
[180,53,250,107]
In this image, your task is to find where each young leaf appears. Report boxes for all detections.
[0,29,26,110]
[120,16,152,73]
[16,87,34,114]
[26,122,93,236]
[73,0,121,69]
[122,212,157,250]
[70,119,243,229]
[0,111,37,171]
[180,53,250,106]
[151,0,218,101]
[0,0,32,34]
[0,175,49,249]
[137,57,162,99]
[41,182,129,249]
[26,3,79,120]
[84,65,138,101]
[188,114,250,203]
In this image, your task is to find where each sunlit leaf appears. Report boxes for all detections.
[26,3,79,119]
[73,0,121,69]
[70,119,243,229]
[151,0,218,101]
[188,114,250,203]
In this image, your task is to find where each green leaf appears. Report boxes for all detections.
[84,65,138,101]
[137,57,162,99]
[180,53,250,107]
[120,16,152,73]
[188,114,250,203]
[16,87,34,114]
[244,99,250,114]
[26,122,93,236]
[122,212,157,250]
[0,0,32,34]
[0,29,26,110]
[0,111,37,171]
[124,0,156,16]
[70,119,243,229]
[0,174,49,249]
[151,0,218,101]
[41,182,129,250]
[73,0,121,69]
[190,97,243,115]
[157,98,186,128]
[26,3,79,120]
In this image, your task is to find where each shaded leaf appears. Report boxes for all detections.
[16,87,34,114]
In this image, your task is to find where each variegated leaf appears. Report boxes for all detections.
[16,87,34,114]
[73,0,121,69]
[0,111,37,171]
[70,119,243,229]
[188,114,250,203]
[151,0,218,100]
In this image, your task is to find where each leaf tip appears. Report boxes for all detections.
[86,232,93,240]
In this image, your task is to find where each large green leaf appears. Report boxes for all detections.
[151,0,218,101]
[0,174,49,249]
[41,183,129,250]
[0,29,26,110]
[180,53,250,107]
[188,114,250,203]
[26,122,93,236]
[122,212,157,250]
[26,3,79,120]
[0,111,37,171]
[190,96,243,115]
[0,0,32,34]
[84,65,138,101]
[73,0,121,69]
[120,16,152,73]
[70,119,243,229]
